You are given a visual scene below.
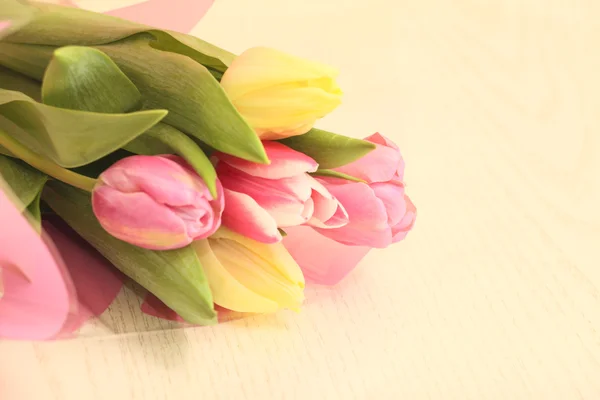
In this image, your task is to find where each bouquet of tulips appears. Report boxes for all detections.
[0,1,416,340]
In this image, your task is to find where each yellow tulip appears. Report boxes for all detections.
[193,228,305,313]
[220,47,343,140]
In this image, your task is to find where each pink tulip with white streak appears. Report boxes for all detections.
[215,142,349,244]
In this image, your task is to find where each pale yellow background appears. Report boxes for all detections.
[2,0,600,398]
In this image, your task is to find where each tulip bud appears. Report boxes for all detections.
[220,47,343,140]
[92,155,223,250]
[194,228,305,314]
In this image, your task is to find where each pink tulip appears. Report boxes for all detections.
[216,142,348,244]
[314,133,416,248]
[92,155,224,250]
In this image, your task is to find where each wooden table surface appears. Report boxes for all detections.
[2,0,600,398]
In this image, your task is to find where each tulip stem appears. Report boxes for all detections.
[0,128,97,192]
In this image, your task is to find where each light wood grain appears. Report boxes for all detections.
[2,0,600,398]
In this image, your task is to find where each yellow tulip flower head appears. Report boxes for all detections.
[221,47,343,140]
[194,227,305,314]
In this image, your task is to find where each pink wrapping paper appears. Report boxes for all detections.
[0,190,75,340]
[62,0,214,33]
[283,226,371,286]
[42,218,125,335]
[106,0,215,33]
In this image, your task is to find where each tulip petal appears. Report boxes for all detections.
[370,181,406,226]
[193,239,279,314]
[258,123,315,140]
[305,175,349,229]
[310,204,349,229]
[301,198,315,222]
[391,195,417,242]
[235,86,341,134]
[208,232,305,311]
[212,228,306,285]
[320,180,388,230]
[221,47,339,101]
[99,155,210,207]
[335,143,403,183]
[169,169,224,240]
[221,189,282,244]
[92,185,191,250]
[263,200,309,227]
[217,141,318,179]
[218,163,312,227]
[314,180,393,248]
[364,133,405,181]
[217,162,312,202]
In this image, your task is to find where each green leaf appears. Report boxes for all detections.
[0,126,98,192]
[42,46,141,113]
[280,128,376,169]
[0,5,267,163]
[25,190,43,232]
[125,123,218,198]
[3,4,144,45]
[0,154,47,232]
[0,41,54,81]
[0,154,47,212]
[43,181,217,325]
[0,0,37,40]
[0,39,267,164]
[96,36,266,163]
[3,4,234,73]
[0,147,11,157]
[310,169,366,183]
[123,127,172,155]
[0,88,167,167]
[149,30,233,76]
[278,228,287,237]
[69,149,134,179]
[0,65,41,101]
